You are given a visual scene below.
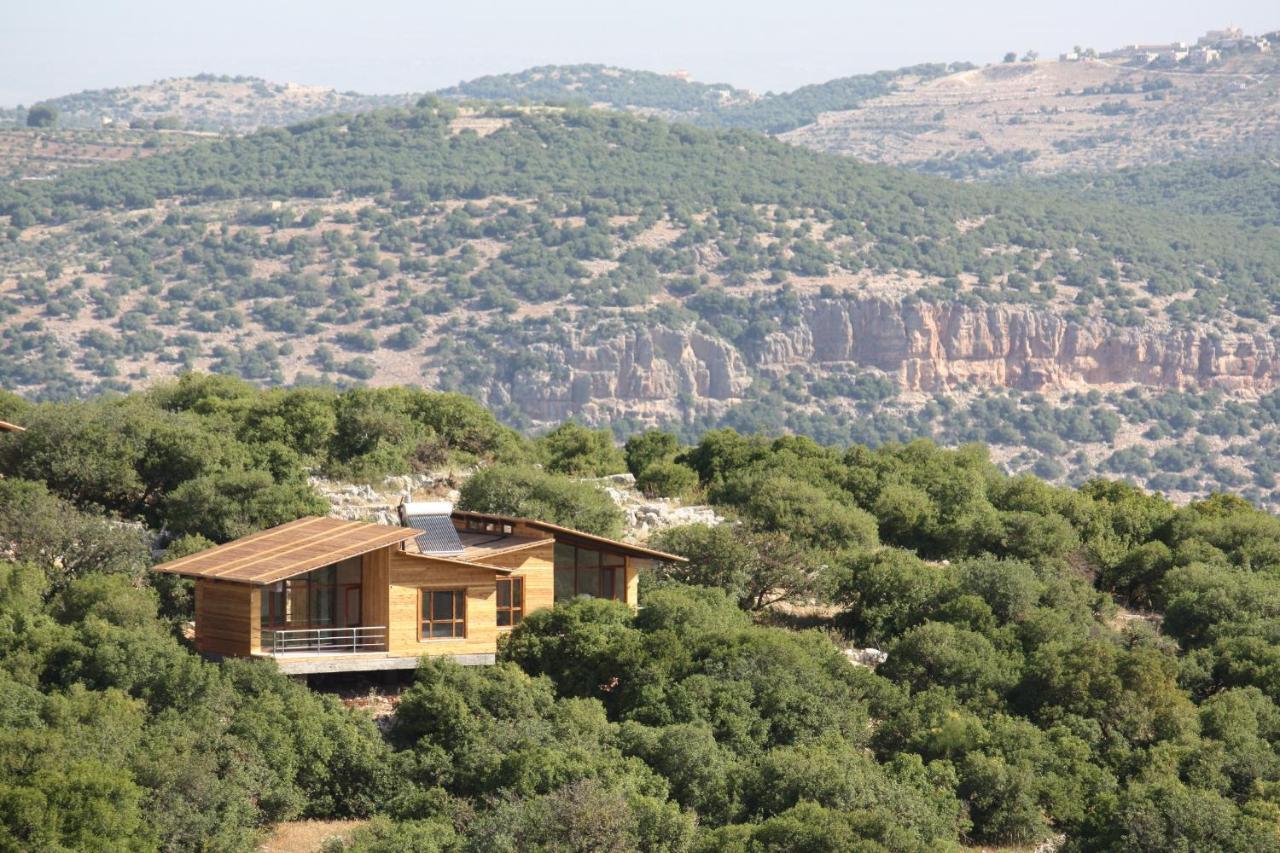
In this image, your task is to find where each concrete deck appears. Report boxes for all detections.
[254,652,496,675]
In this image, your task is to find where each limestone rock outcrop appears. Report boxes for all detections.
[492,296,1280,422]
[503,326,753,421]
[754,298,1280,393]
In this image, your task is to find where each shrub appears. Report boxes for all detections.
[636,460,698,499]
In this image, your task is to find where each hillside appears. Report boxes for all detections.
[1031,156,1280,227]
[438,62,968,134]
[0,126,204,183]
[4,35,1277,182]
[1,74,417,132]
[8,380,1280,849]
[783,52,1280,178]
[3,102,1280,505]
[438,63,756,118]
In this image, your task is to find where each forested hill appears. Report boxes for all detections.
[438,62,968,134]
[7,378,1280,849]
[437,63,756,117]
[1030,158,1280,228]
[5,101,1280,507]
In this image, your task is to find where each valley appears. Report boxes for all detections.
[7,13,1280,852]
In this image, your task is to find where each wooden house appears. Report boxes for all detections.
[153,505,683,674]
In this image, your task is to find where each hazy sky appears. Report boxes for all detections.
[4,1,1276,105]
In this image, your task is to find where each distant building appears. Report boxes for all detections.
[1198,26,1244,46]
[668,70,691,80]
[1099,45,1164,65]
[1190,47,1222,65]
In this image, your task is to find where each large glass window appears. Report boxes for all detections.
[496,577,524,627]
[553,544,627,602]
[261,556,363,630]
[421,589,466,640]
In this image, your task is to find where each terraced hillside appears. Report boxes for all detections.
[1,74,417,132]
[5,44,1276,183]
[783,53,1280,178]
[3,102,1280,504]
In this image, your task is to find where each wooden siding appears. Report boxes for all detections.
[361,546,391,637]
[625,557,640,608]
[190,536,621,666]
[194,579,256,657]
[387,550,500,657]
[480,541,554,625]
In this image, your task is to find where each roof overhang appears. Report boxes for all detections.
[451,509,688,562]
[153,516,419,585]
[395,550,518,574]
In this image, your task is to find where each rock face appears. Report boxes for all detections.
[755,297,1280,394]
[504,326,752,421]
[492,297,1280,424]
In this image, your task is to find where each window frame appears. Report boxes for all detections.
[260,558,363,631]
[419,588,467,641]
[553,543,628,603]
[495,576,525,628]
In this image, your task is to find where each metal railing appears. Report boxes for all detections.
[265,625,387,655]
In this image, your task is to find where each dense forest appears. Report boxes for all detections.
[5,377,1280,850]
[1030,158,1280,228]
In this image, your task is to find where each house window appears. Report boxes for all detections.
[421,589,466,640]
[496,577,524,627]
[553,544,627,603]
[260,557,363,631]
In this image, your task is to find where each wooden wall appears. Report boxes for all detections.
[483,542,554,619]
[191,540,606,663]
[194,579,257,657]
[387,551,498,657]
[625,557,641,608]
[361,546,391,643]
[384,543,555,657]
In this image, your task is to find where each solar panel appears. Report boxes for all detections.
[399,502,465,556]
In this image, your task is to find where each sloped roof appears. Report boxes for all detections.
[152,516,418,585]
[451,510,687,562]
[457,531,553,560]
[394,549,517,574]
[0,420,25,433]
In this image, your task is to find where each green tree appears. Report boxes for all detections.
[162,468,327,542]
[651,524,822,610]
[458,465,624,537]
[25,103,57,128]
[624,430,679,478]
[537,422,627,477]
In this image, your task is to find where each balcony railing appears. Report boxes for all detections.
[264,625,387,655]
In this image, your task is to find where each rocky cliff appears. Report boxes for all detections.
[492,297,1280,422]
[499,326,753,421]
[755,298,1280,394]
